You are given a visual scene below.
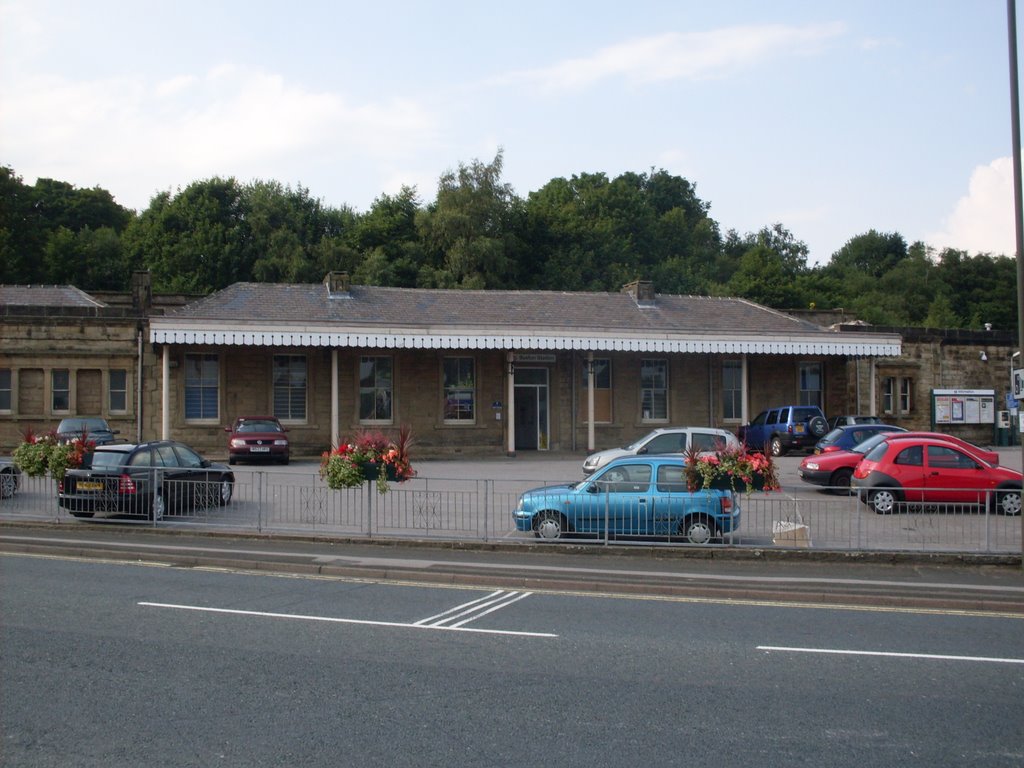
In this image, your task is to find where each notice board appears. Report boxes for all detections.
[932,389,995,425]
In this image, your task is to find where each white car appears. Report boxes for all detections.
[582,427,740,476]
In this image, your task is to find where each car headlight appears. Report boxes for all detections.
[804,462,819,470]
[274,439,288,446]
[229,438,246,448]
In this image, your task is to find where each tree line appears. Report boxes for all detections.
[0,152,1017,330]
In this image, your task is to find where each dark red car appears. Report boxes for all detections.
[852,435,1021,515]
[225,416,290,465]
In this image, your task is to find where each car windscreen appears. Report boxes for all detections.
[237,420,281,432]
[90,451,129,470]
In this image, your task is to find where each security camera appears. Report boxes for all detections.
[984,323,992,331]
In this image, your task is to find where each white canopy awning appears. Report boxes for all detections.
[149,324,901,356]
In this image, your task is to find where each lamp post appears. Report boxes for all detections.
[1008,0,1024,561]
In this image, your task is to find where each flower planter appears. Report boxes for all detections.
[358,462,399,482]
[698,474,767,492]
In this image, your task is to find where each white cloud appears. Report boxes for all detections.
[502,22,846,91]
[0,64,440,210]
[928,157,1016,257]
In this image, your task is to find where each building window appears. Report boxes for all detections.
[443,357,475,423]
[52,369,70,412]
[0,369,10,412]
[580,358,612,423]
[184,354,219,420]
[359,356,392,423]
[640,359,668,421]
[109,369,128,413]
[722,360,742,421]
[273,355,307,421]
[882,377,895,414]
[899,377,913,414]
[799,362,822,408]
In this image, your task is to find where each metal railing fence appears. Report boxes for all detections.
[1,470,1019,555]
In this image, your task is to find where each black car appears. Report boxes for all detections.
[56,417,120,446]
[0,458,21,499]
[58,440,234,519]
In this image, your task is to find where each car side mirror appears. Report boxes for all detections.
[637,447,648,455]
[224,426,232,432]
[586,483,599,494]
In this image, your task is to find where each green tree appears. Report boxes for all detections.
[123,178,247,293]
[829,230,907,278]
[418,150,524,289]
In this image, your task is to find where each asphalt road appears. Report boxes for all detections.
[3,552,1023,767]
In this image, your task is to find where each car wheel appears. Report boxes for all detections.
[218,477,234,506]
[868,488,898,514]
[534,511,566,540]
[0,471,18,499]
[681,516,717,545]
[808,416,828,438]
[830,468,853,495]
[150,491,165,521]
[769,437,785,457]
[993,487,1022,516]
[229,457,236,466]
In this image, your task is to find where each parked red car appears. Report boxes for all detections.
[799,442,880,493]
[799,429,997,494]
[852,435,1021,515]
[225,416,290,465]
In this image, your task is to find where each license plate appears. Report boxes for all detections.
[794,424,805,434]
[250,446,270,453]
[77,481,103,491]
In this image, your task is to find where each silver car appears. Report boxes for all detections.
[582,427,740,476]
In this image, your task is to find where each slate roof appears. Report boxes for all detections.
[165,282,827,335]
[151,280,902,356]
[0,285,106,308]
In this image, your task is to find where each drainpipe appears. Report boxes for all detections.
[506,352,516,456]
[136,329,144,443]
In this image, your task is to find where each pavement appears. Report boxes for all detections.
[3,518,1024,615]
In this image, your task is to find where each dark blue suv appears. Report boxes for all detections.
[738,405,828,456]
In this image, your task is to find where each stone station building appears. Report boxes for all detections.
[1,271,1016,458]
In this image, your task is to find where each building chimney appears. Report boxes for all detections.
[324,271,350,296]
[622,279,655,307]
[131,270,152,312]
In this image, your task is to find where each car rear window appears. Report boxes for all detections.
[864,442,889,461]
[792,407,821,421]
[91,450,129,470]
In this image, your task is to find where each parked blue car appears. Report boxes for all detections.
[512,456,740,544]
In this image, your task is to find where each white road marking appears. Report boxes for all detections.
[139,600,556,638]
[414,589,533,628]
[758,645,1024,664]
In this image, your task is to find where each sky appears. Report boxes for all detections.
[1,0,1021,265]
